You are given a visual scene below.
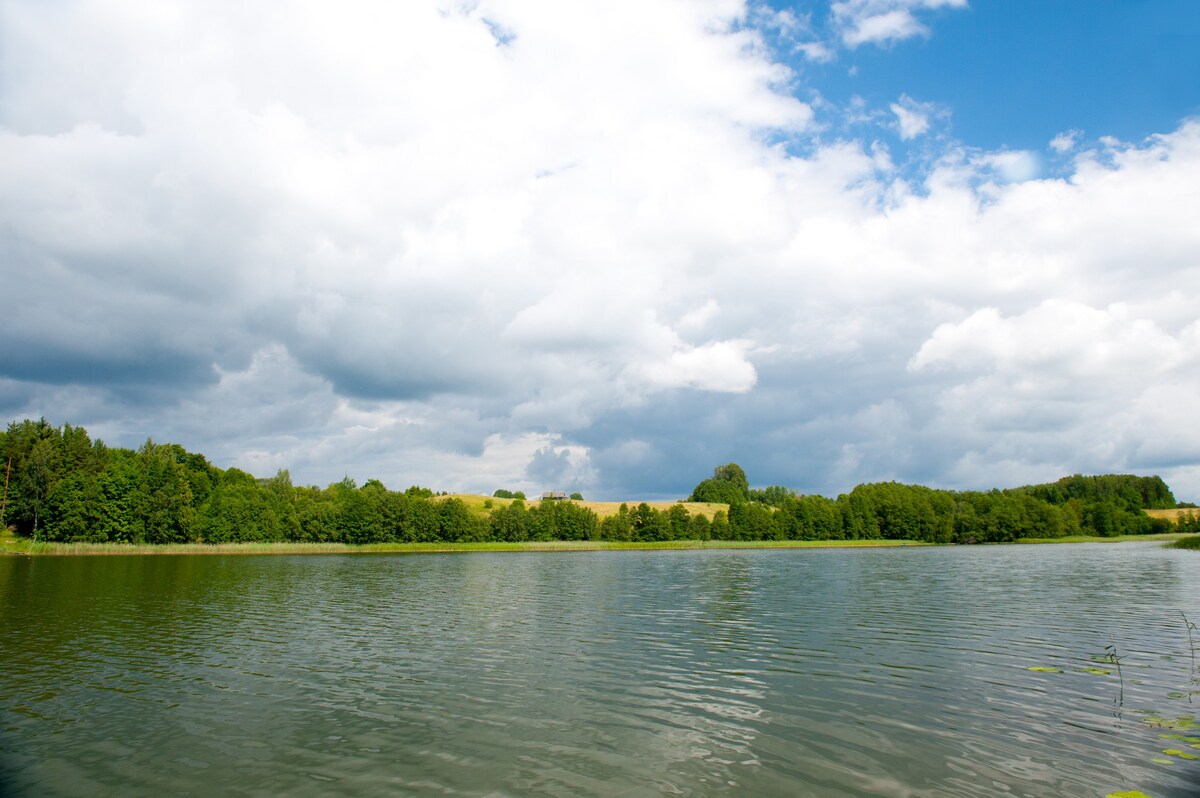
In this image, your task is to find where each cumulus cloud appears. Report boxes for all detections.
[2,1,1199,502]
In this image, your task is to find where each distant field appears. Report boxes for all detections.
[1145,508,1200,522]
[439,494,729,520]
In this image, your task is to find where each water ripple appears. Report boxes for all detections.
[2,544,1199,797]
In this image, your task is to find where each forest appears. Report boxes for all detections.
[2,419,1195,546]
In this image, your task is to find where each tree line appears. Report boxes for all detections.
[0,420,1191,546]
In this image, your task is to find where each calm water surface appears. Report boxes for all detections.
[2,544,1199,797]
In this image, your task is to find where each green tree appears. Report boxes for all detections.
[688,463,751,505]
[631,503,669,542]
[490,499,530,542]
[599,503,633,541]
[43,472,102,541]
[138,440,195,544]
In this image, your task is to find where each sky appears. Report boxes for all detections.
[2,0,1199,501]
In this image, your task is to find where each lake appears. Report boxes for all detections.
[2,543,1198,797]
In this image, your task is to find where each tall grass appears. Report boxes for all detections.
[2,538,931,556]
[1016,533,1191,545]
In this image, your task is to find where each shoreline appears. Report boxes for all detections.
[1,534,1191,556]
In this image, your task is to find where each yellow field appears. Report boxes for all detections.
[438,494,728,519]
[1145,508,1200,522]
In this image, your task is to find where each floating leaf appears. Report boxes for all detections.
[1151,757,1173,765]
[1080,667,1114,675]
[1167,692,1187,699]
[1028,666,1063,673]
[1163,749,1185,756]
[1106,791,1153,798]
[1179,752,1199,760]
[1159,734,1185,740]
[1144,716,1196,730]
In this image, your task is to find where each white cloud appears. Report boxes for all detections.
[975,149,1041,183]
[2,1,1199,502]
[1049,129,1082,154]
[889,94,939,139]
[796,41,837,62]
[832,0,969,48]
[891,103,928,140]
[633,339,759,394]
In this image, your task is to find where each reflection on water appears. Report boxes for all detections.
[2,544,1199,797]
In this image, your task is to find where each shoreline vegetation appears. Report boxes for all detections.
[2,419,1198,554]
[3,534,1193,557]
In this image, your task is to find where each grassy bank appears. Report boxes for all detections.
[1,538,933,556]
[1015,532,1191,544]
[1170,535,1200,550]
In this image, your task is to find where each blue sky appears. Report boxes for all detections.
[2,0,1199,501]
[787,0,1200,154]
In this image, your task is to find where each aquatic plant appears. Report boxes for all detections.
[1103,644,1126,704]
[1182,612,1197,677]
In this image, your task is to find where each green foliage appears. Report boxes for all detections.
[631,502,670,542]
[3,421,1189,548]
[528,499,598,541]
[490,499,530,541]
[598,503,633,541]
[688,463,750,505]
[569,492,583,500]
[748,485,795,507]
[1019,473,1176,511]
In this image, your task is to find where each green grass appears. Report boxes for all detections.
[5,528,1188,556]
[2,538,932,556]
[1015,533,1191,544]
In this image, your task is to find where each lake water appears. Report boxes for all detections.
[2,544,1199,797]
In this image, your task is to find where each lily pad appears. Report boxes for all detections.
[1080,667,1114,675]
[1028,666,1062,673]
[1106,791,1152,798]
[1151,757,1173,765]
